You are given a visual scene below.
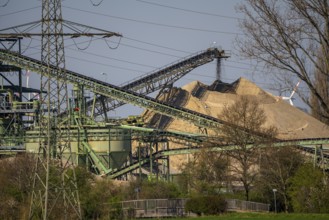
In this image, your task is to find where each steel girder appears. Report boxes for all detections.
[88,48,228,118]
[0,49,233,131]
[107,137,329,178]
[157,138,329,156]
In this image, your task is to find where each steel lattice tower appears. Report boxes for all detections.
[29,0,81,219]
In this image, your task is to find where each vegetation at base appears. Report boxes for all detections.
[185,195,226,216]
[289,163,329,213]
[1,96,329,219]
[141,213,329,220]
[1,151,329,219]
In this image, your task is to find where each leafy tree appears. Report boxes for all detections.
[236,0,329,123]
[179,148,229,196]
[221,96,277,201]
[0,154,35,219]
[185,195,226,216]
[289,163,329,213]
[79,176,124,219]
[123,179,182,200]
[255,146,304,212]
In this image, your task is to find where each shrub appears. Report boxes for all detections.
[185,195,226,216]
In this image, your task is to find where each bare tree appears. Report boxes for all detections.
[221,96,277,201]
[236,0,329,123]
[311,47,329,124]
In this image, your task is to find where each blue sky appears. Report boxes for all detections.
[0,0,304,116]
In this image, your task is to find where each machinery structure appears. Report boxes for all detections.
[1,1,329,219]
[0,46,228,170]
[1,39,329,220]
[1,46,329,173]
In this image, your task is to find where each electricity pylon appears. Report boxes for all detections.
[29,0,81,219]
[0,0,121,219]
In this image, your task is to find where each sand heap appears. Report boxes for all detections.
[142,77,329,172]
[143,77,329,140]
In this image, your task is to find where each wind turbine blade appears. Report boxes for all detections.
[289,80,301,98]
[289,99,294,106]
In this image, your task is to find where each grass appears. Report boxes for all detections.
[143,212,329,220]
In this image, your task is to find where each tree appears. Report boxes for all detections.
[310,47,329,124]
[289,163,329,213]
[123,179,182,200]
[0,154,35,219]
[236,0,329,123]
[179,148,229,196]
[221,96,277,201]
[81,178,123,219]
[255,146,304,212]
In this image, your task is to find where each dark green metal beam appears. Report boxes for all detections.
[0,49,236,131]
[89,48,228,117]
[157,138,329,156]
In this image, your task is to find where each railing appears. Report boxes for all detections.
[120,199,186,218]
[117,198,269,218]
[0,100,39,113]
[226,199,270,212]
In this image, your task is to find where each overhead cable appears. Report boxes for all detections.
[104,36,122,49]
[89,0,104,7]
[123,36,190,54]
[0,0,9,7]
[136,0,242,20]
[0,6,40,17]
[72,36,93,50]
[62,6,244,36]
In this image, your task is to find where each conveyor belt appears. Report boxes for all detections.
[0,49,253,133]
[88,48,228,117]
[108,137,329,178]
[156,138,329,156]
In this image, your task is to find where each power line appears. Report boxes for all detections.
[0,6,40,17]
[15,32,269,79]
[21,35,272,80]
[136,0,242,21]
[0,0,10,7]
[66,46,157,69]
[123,36,190,54]
[20,36,180,65]
[21,32,185,58]
[66,35,183,58]
[23,37,271,79]
[114,39,181,58]
[16,38,292,96]
[104,36,122,49]
[66,55,149,72]
[89,0,104,7]
[62,6,244,36]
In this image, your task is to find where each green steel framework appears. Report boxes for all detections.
[1,49,329,180]
[0,48,237,131]
[86,47,228,118]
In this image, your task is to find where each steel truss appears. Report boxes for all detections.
[0,48,262,137]
[88,47,228,118]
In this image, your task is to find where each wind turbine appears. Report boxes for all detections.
[281,80,301,106]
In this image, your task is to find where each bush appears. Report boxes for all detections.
[185,195,227,216]
[124,179,182,200]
